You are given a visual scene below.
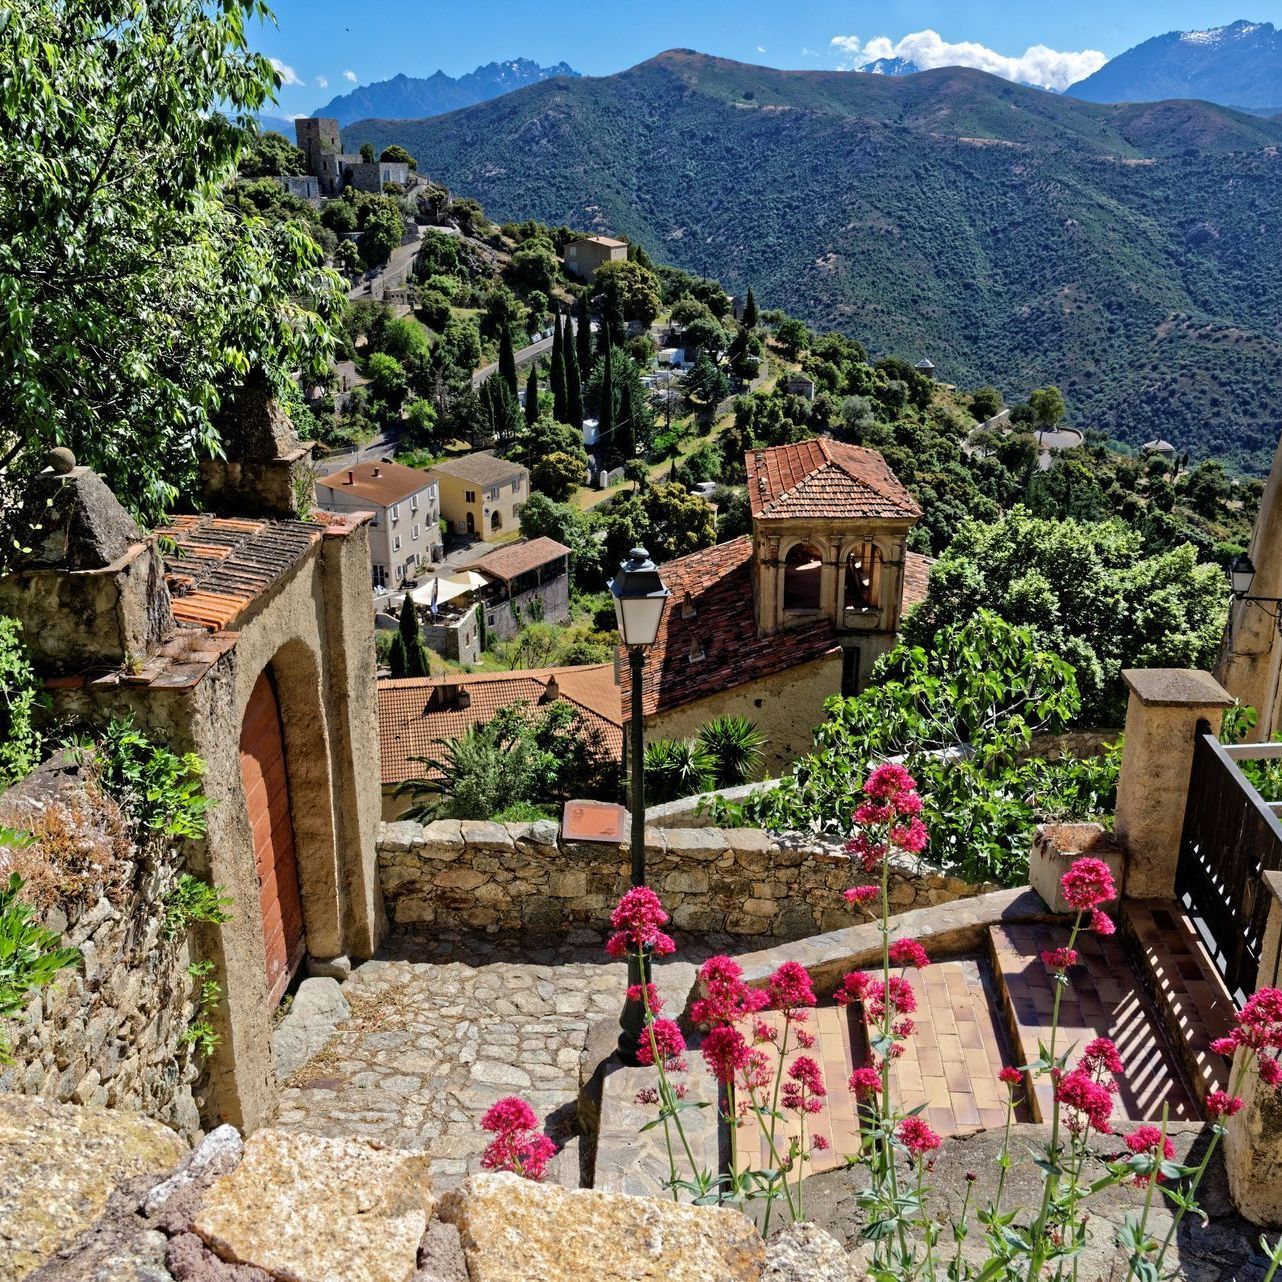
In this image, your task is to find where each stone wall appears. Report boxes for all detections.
[0,763,204,1138]
[378,819,992,939]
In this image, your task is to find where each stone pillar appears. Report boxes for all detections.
[1113,668,1233,900]
[1226,873,1282,1225]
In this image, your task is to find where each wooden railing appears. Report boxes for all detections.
[1176,733,1282,999]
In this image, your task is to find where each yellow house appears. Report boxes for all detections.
[562,234,628,280]
[429,452,530,542]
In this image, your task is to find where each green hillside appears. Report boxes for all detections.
[348,52,1282,471]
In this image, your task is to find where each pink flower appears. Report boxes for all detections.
[849,1066,882,1097]
[752,1018,779,1044]
[701,1026,751,1083]
[636,1019,687,1071]
[889,937,930,969]
[691,954,769,1027]
[606,886,676,958]
[1090,909,1116,936]
[795,1027,816,1049]
[892,1018,916,1039]
[1206,1091,1244,1120]
[1056,1068,1115,1135]
[999,1066,1023,1088]
[782,1056,826,1114]
[862,975,917,1024]
[845,832,889,872]
[864,762,918,802]
[844,885,879,908]
[1081,1036,1125,1079]
[788,1055,825,1095]
[812,1135,831,1152]
[1124,1126,1176,1186]
[768,961,817,1012]
[739,1047,774,1092]
[1060,857,1117,911]
[1234,988,1282,1051]
[834,970,871,1006]
[889,817,929,855]
[479,1096,555,1181]
[626,982,664,1014]
[854,801,894,826]
[1210,1036,1239,1057]
[897,1116,942,1156]
[1260,1056,1282,1087]
[481,1096,538,1134]
[1041,947,1079,972]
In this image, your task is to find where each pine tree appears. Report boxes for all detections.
[575,293,593,379]
[498,324,518,400]
[525,364,539,426]
[390,595,429,678]
[598,344,616,463]
[742,287,758,330]
[564,318,584,429]
[550,312,567,422]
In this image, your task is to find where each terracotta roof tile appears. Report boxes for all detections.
[746,439,922,522]
[620,536,840,719]
[155,513,321,631]
[315,459,436,507]
[902,551,934,613]
[465,537,571,584]
[429,452,528,487]
[377,664,622,785]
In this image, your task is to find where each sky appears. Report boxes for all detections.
[254,1,1274,118]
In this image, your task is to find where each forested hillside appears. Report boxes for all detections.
[351,51,1282,471]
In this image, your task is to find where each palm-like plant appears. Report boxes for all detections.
[395,721,537,821]
[643,738,716,805]
[697,715,767,788]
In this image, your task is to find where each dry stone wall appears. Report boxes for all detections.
[378,819,993,939]
[0,763,204,1139]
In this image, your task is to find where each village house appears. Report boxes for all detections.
[622,438,931,773]
[315,459,442,591]
[430,452,529,541]
[464,536,571,640]
[293,118,409,197]
[562,234,627,280]
[376,664,622,819]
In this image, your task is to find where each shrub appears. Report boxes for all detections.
[696,716,766,788]
[0,617,44,789]
[643,738,716,804]
[162,874,233,940]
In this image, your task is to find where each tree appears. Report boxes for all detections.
[550,313,568,423]
[970,386,1003,422]
[774,317,810,359]
[477,375,521,449]
[498,324,518,400]
[1,0,342,526]
[575,293,594,378]
[611,378,638,469]
[682,351,730,413]
[515,415,583,470]
[365,352,408,412]
[239,130,306,177]
[358,203,404,269]
[380,144,416,170]
[518,493,597,587]
[524,365,540,427]
[531,450,589,500]
[510,240,560,297]
[334,239,361,281]
[597,342,615,452]
[359,142,376,162]
[696,715,766,788]
[388,596,429,678]
[593,259,662,326]
[1029,385,1067,432]
[643,738,717,805]
[742,287,758,330]
[564,318,584,429]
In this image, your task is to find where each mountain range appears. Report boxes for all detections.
[347,50,1282,470]
[1067,20,1282,114]
[315,58,579,127]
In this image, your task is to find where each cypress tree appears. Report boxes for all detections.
[550,312,567,422]
[498,323,518,400]
[612,373,637,469]
[564,318,584,429]
[390,595,428,678]
[742,287,758,329]
[525,364,539,426]
[575,293,593,378]
[598,345,616,463]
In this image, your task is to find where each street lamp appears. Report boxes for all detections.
[610,546,670,1064]
[1229,552,1282,635]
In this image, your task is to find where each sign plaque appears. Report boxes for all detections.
[562,800,627,843]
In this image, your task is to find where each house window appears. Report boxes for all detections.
[372,564,387,589]
[465,489,476,503]
[846,543,884,611]
[390,504,400,521]
[393,534,401,552]
[490,510,502,532]
[783,543,823,611]
[412,524,421,541]
[410,493,419,511]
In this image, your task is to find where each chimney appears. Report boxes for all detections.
[372,466,382,478]
[540,675,560,704]
[347,470,355,485]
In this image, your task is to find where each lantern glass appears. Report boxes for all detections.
[610,547,670,647]
[1231,553,1257,598]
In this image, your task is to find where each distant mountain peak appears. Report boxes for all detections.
[315,58,581,127]
[863,56,920,77]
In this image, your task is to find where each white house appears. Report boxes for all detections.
[315,459,442,591]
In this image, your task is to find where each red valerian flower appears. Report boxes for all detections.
[844,885,879,907]
[1056,1067,1115,1135]
[834,970,872,1006]
[739,1047,774,1093]
[691,955,769,1027]
[1060,857,1117,911]
[1090,908,1116,936]
[862,975,917,1023]
[812,1135,831,1152]
[845,832,890,873]
[481,1096,538,1134]
[1124,1125,1176,1186]
[636,1019,688,1072]
[889,937,931,969]
[864,762,918,802]
[1041,947,1079,972]
[626,983,664,1014]
[795,1027,817,1049]
[768,961,817,1012]
[1210,1036,1239,1057]
[1205,1090,1244,1120]
[889,817,929,855]
[701,1025,752,1083]
[849,1066,882,1097]
[782,1055,826,1114]
[892,1018,916,1039]
[897,1116,942,1156]
[605,886,676,959]
[998,1066,1023,1088]
[1260,1056,1282,1087]
[854,800,894,826]
[479,1096,556,1181]
[1081,1036,1125,1079]
[1233,987,1282,1051]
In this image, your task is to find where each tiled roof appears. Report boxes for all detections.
[429,452,528,486]
[579,235,627,248]
[746,439,922,522]
[155,514,321,631]
[466,537,571,584]
[620,537,840,719]
[316,459,436,507]
[377,664,622,785]
[902,551,934,613]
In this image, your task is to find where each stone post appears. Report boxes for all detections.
[1113,668,1233,900]
[1226,872,1282,1225]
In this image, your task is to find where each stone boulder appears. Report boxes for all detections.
[270,977,350,1081]
[439,1171,766,1281]
[192,1130,433,1282]
[0,1095,187,1282]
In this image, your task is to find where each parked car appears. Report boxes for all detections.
[690,481,717,499]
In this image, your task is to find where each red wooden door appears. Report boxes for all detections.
[239,670,306,1005]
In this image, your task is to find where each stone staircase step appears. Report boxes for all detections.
[987,922,1202,1125]
[1120,900,1235,1103]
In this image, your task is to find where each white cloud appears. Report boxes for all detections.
[828,29,1106,91]
[269,57,304,87]
[315,75,328,88]
[757,44,766,53]
[343,69,358,83]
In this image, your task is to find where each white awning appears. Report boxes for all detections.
[410,570,489,607]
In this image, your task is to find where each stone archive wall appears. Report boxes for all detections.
[0,762,203,1138]
[378,819,993,938]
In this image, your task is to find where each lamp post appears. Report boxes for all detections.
[610,546,670,1064]
[1230,553,1282,634]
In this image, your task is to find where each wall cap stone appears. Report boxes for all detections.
[1122,668,1233,708]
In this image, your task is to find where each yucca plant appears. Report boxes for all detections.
[697,715,767,788]
[643,738,716,805]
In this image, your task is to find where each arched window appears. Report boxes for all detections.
[845,543,884,611]
[490,510,503,531]
[783,543,823,611]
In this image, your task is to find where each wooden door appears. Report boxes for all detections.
[239,670,306,1005]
